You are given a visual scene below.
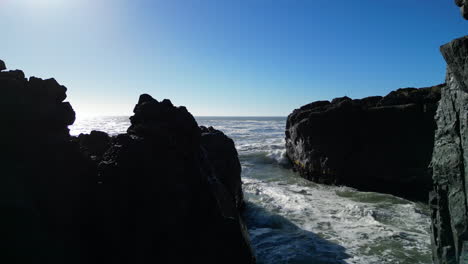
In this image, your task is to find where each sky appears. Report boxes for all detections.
[0,0,466,116]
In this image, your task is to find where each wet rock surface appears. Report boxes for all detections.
[430,36,468,264]
[285,84,443,201]
[0,63,255,263]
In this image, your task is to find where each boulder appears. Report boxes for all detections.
[285,84,443,201]
[430,35,468,264]
[0,59,5,71]
[75,130,111,161]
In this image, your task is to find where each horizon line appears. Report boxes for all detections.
[75,114,288,118]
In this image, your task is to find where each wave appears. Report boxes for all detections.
[242,176,432,264]
[70,116,431,264]
[239,148,290,166]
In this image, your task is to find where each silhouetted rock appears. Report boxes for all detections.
[430,36,468,264]
[127,94,200,147]
[285,84,443,201]
[0,62,97,264]
[1,62,255,264]
[96,95,255,263]
[76,130,111,161]
[201,126,244,210]
[0,59,5,71]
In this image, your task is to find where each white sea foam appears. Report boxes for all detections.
[70,116,129,136]
[70,116,431,264]
[243,176,431,264]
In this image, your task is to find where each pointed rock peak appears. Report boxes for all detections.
[138,94,157,104]
[161,99,173,107]
[0,60,6,71]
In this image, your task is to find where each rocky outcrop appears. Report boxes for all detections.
[96,95,254,263]
[0,60,97,264]
[456,0,468,19]
[1,61,254,263]
[430,36,468,264]
[201,126,244,210]
[75,130,111,161]
[0,59,6,71]
[286,84,443,201]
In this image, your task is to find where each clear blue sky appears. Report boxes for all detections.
[1,0,466,116]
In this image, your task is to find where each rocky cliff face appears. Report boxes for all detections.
[456,0,468,19]
[0,60,255,264]
[430,36,468,264]
[285,85,443,201]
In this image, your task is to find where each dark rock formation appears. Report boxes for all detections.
[456,0,468,19]
[1,63,254,263]
[75,130,111,161]
[201,126,244,210]
[0,62,96,264]
[286,84,443,201]
[430,36,468,264]
[96,95,255,263]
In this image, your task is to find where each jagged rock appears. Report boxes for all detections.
[456,0,468,19]
[1,61,255,263]
[95,95,255,263]
[430,35,468,264]
[76,130,111,161]
[128,94,200,147]
[0,61,97,264]
[285,84,443,201]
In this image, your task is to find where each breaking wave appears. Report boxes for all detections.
[71,116,431,264]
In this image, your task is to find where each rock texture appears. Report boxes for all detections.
[430,36,468,264]
[456,0,468,19]
[1,61,254,263]
[286,84,443,201]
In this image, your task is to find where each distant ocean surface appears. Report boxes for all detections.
[71,116,432,264]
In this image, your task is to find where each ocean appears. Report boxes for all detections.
[70,116,432,264]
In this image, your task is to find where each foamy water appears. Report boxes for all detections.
[70,116,432,264]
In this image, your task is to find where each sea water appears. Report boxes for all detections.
[71,116,432,264]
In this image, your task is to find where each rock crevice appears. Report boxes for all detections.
[431,36,468,264]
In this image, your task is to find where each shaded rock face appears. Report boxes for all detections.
[456,0,468,19]
[1,62,254,263]
[0,60,97,264]
[96,94,254,263]
[200,126,244,210]
[430,36,468,264]
[286,85,443,201]
[75,130,111,161]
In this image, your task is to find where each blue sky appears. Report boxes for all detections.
[1,0,466,116]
